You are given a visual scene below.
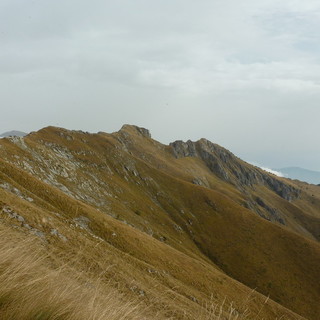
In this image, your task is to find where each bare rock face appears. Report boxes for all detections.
[263,175,300,202]
[120,125,151,138]
[170,140,197,158]
[135,126,151,138]
[170,138,300,201]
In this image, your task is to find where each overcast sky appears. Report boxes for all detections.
[1,0,320,170]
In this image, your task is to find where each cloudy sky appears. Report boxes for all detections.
[1,0,320,170]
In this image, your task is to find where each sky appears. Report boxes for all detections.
[1,0,320,170]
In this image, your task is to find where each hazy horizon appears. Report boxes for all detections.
[1,1,320,171]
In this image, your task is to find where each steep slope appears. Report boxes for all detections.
[0,158,299,320]
[0,125,319,319]
[115,125,320,241]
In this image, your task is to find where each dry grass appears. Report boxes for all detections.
[0,226,147,320]
[0,126,315,319]
[197,298,249,320]
[0,225,278,320]
[196,293,271,320]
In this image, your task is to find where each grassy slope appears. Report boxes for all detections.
[0,159,304,319]
[0,126,319,319]
[0,164,301,320]
[0,225,148,320]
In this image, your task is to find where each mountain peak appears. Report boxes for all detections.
[119,124,151,138]
[0,130,27,138]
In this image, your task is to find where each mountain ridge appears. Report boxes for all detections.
[0,125,319,319]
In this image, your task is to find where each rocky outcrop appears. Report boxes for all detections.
[263,175,300,202]
[170,140,197,158]
[120,125,151,138]
[255,197,286,225]
[170,138,300,201]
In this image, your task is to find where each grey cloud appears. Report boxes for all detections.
[1,0,320,171]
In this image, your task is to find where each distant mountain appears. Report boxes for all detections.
[275,167,320,185]
[0,130,27,138]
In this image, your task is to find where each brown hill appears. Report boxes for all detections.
[0,125,319,319]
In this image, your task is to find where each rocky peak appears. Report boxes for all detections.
[170,138,236,181]
[120,125,151,138]
[170,138,234,162]
[170,140,197,158]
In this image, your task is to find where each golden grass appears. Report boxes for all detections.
[0,226,147,320]
[0,224,285,320]
[0,127,315,319]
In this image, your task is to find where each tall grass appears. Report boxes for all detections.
[196,297,250,320]
[0,225,297,320]
[0,226,146,320]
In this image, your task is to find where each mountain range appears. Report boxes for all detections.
[0,130,27,138]
[0,125,319,319]
[274,167,320,185]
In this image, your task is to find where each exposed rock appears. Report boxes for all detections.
[170,140,197,158]
[173,224,183,233]
[255,197,286,225]
[7,136,28,150]
[191,178,208,187]
[73,216,90,230]
[7,210,25,222]
[1,206,24,221]
[120,125,151,138]
[170,138,300,201]
[0,182,34,202]
[23,223,32,230]
[30,229,46,239]
[263,175,300,202]
[50,228,68,242]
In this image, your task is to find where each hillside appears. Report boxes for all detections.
[0,125,319,319]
